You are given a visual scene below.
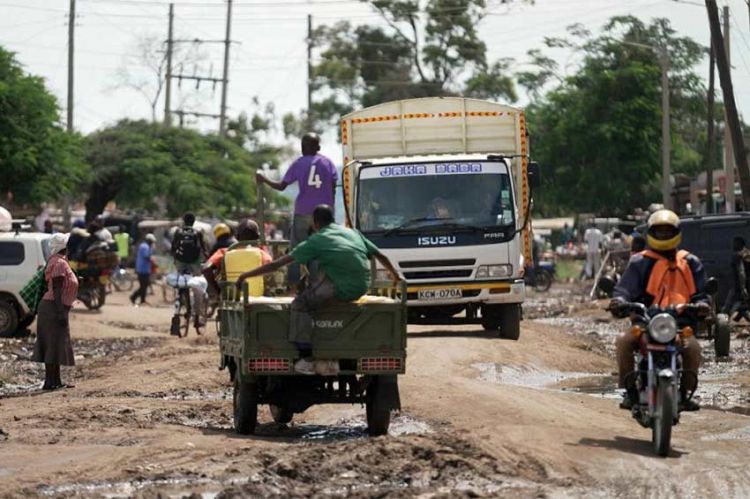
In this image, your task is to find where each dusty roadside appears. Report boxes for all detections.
[0,289,749,497]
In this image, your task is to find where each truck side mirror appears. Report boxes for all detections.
[527,161,541,189]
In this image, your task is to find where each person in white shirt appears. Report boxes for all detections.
[584,223,603,279]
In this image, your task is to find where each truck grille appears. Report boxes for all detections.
[403,269,473,280]
[400,259,475,268]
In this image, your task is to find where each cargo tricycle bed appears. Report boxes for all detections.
[218,283,407,436]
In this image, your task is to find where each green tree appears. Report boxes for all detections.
[83,119,287,219]
[0,46,87,207]
[285,0,522,134]
[522,17,709,215]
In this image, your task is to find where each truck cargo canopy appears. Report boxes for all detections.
[341,97,524,162]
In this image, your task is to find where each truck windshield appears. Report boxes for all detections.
[357,162,514,233]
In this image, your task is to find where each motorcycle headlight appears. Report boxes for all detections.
[648,313,677,343]
[476,264,513,278]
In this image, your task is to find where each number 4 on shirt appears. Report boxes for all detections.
[307,165,323,189]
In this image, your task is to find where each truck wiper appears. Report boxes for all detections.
[383,217,453,236]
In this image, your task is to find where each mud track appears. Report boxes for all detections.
[1,289,750,497]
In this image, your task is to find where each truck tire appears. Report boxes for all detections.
[366,376,391,436]
[0,300,18,338]
[499,304,522,341]
[482,304,521,340]
[270,405,294,424]
[233,369,258,435]
[714,314,731,358]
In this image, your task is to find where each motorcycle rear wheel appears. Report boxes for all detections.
[534,269,552,292]
[652,381,674,457]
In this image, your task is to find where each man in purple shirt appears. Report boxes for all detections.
[256,133,338,286]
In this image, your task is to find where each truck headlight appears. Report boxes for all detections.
[649,313,677,343]
[476,264,513,278]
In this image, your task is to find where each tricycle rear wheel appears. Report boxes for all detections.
[233,369,258,435]
[270,404,293,424]
[366,376,391,436]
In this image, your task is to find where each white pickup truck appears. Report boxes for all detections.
[0,232,52,336]
[340,97,539,339]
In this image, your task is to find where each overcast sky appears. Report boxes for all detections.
[3,0,750,163]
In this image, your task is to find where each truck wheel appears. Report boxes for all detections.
[481,304,521,340]
[233,370,257,435]
[366,376,391,436]
[0,300,18,338]
[270,405,293,424]
[499,304,521,341]
[714,313,731,358]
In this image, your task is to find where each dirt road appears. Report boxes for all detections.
[1,289,749,497]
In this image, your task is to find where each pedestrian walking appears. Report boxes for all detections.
[722,236,750,321]
[583,223,603,279]
[130,234,156,306]
[32,233,78,390]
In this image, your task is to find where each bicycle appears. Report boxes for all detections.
[168,271,208,337]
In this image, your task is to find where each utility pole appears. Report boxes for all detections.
[660,45,671,210]
[706,0,750,210]
[723,5,735,212]
[219,0,233,137]
[706,39,716,214]
[67,0,75,134]
[164,3,174,126]
[307,13,313,131]
[63,0,76,230]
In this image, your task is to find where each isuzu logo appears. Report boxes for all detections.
[314,320,344,328]
[417,235,457,246]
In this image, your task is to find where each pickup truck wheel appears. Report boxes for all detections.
[366,377,391,436]
[270,405,293,424]
[0,301,19,338]
[233,372,258,435]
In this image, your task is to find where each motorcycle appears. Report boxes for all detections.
[610,301,704,457]
[525,261,555,292]
[76,264,110,310]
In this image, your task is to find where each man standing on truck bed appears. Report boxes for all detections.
[236,205,401,374]
[255,133,337,287]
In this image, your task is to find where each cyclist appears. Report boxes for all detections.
[171,213,209,329]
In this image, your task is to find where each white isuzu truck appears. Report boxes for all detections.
[340,97,538,339]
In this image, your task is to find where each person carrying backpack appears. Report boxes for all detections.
[171,212,209,327]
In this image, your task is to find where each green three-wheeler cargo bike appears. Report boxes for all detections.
[218,280,407,436]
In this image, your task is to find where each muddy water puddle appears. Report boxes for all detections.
[34,415,527,499]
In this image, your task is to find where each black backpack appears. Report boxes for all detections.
[173,227,201,263]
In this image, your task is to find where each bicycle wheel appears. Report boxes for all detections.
[180,288,191,337]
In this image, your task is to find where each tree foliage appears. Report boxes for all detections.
[285,0,522,133]
[0,46,87,207]
[83,119,287,219]
[523,17,711,215]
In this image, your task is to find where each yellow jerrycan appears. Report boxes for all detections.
[223,244,264,298]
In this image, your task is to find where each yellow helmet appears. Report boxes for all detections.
[646,209,681,251]
[213,222,231,239]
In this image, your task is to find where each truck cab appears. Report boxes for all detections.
[341,97,536,338]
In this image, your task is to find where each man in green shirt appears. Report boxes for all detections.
[236,204,401,374]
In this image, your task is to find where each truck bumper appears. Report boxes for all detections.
[405,279,525,307]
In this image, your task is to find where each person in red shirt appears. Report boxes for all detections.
[32,233,79,390]
[203,219,271,298]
